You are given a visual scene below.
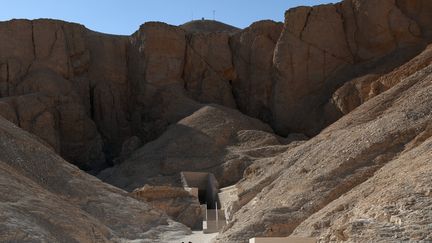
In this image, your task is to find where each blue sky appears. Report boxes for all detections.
[0,0,337,35]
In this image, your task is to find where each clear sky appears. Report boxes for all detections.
[0,0,338,35]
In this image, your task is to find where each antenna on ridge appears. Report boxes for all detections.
[213,10,216,21]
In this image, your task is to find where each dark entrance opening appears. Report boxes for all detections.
[180,172,220,209]
[198,189,207,205]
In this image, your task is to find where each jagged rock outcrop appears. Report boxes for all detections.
[271,0,431,136]
[127,22,203,144]
[0,115,190,242]
[230,20,283,123]
[132,185,203,229]
[215,45,432,243]
[183,31,237,108]
[0,19,132,171]
[333,43,432,115]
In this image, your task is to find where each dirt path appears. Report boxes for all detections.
[166,231,218,243]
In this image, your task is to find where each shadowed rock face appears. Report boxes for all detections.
[0,19,130,171]
[99,105,301,191]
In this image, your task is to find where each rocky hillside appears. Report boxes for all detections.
[0,115,190,242]
[215,44,432,242]
[0,0,432,242]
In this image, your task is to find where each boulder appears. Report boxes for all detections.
[132,185,203,229]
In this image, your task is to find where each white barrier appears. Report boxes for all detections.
[249,236,316,243]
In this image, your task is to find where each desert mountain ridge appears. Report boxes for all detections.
[1,0,432,242]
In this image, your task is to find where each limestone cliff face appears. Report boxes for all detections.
[1,0,428,172]
[272,0,432,136]
[0,19,130,171]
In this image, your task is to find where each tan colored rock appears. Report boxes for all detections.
[99,105,297,190]
[292,135,432,242]
[0,19,134,170]
[341,0,421,60]
[230,20,283,122]
[215,45,432,243]
[129,22,186,86]
[30,19,71,78]
[0,115,190,242]
[183,32,236,108]
[333,44,432,115]
[396,0,432,39]
[128,22,203,143]
[132,185,203,229]
[180,20,239,34]
[331,74,380,114]
[86,31,132,156]
[272,3,354,135]
[271,0,428,136]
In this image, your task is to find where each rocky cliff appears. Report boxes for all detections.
[215,44,432,242]
[1,0,432,242]
[0,115,190,242]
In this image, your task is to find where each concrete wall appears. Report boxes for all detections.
[185,186,199,198]
[203,209,226,233]
[181,171,220,209]
[181,171,209,190]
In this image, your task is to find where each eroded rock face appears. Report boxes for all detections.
[271,0,429,136]
[292,135,432,241]
[127,22,203,143]
[2,0,431,171]
[230,20,283,123]
[99,105,300,191]
[0,19,131,171]
[132,185,203,229]
[183,32,236,108]
[333,44,432,115]
[0,116,190,242]
[215,45,432,243]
